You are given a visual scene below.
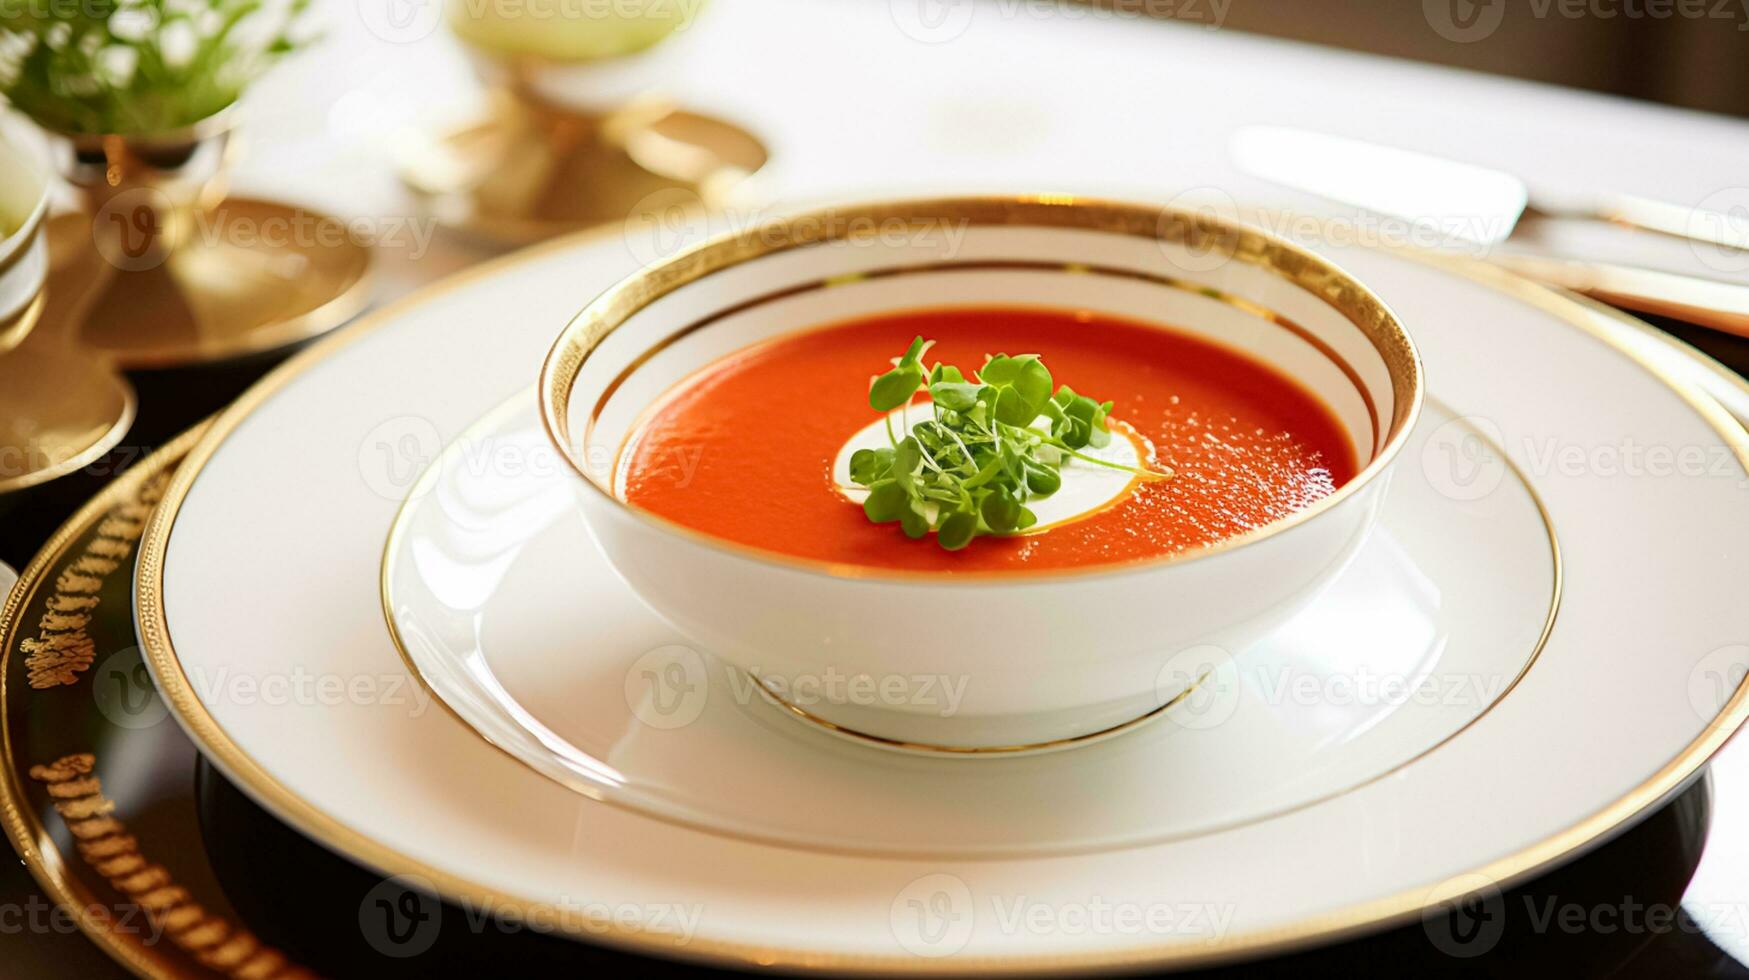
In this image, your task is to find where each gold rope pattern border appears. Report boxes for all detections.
[21,471,166,689]
[2,422,319,979]
[28,753,314,980]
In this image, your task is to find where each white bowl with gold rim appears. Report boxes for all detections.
[539,196,1422,751]
[0,131,50,353]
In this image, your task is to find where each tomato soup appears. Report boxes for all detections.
[618,307,1356,573]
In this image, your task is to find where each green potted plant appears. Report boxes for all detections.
[1,0,312,136]
[0,0,370,370]
[2,0,311,247]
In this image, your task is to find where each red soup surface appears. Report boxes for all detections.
[618,307,1357,573]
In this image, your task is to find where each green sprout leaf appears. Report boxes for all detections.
[899,506,931,540]
[850,336,1160,551]
[928,380,983,412]
[898,335,928,367]
[1023,458,1062,496]
[849,447,894,486]
[1051,386,1115,450]
[980,353,1054,426]
[863,481,908,523]
[980,487,1022,533]
[892,436,923,477]
[870,366,923,412]
[937,510,978,550]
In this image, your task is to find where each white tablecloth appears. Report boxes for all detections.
[237,0,1749,296]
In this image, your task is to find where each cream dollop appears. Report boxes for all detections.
[832,405,1146,532]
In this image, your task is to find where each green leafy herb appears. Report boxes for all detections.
[850,335,1163,551]
[0,0,315,136]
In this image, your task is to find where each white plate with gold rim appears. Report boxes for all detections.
[137,222,1749,973]
[381,390,1557,857]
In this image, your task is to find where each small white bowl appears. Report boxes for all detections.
[541,196,1421,752]
[0,131,50,352]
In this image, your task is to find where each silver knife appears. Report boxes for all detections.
[1231,126,1749,336]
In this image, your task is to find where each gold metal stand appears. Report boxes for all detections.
[1,109,374,498]
[0,343,137,496]
[0,192,136,498]
[36,113,374,370]
[401,77,767,247]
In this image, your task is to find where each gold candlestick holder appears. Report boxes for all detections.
[400,50,767,247]
[35,110,374,370]
[0,132,135,500]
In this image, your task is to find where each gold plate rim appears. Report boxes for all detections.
[130,222,1749,974]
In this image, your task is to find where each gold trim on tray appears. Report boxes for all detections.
[20,466,166,688]
[0,422,305,980]
[0,346,139,497]
[27,753,306,978]
[541,196,1425,583]
[129,206,1749,975]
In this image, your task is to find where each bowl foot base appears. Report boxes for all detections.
[39,200,372,370]
[747,669,1209,758]
[400,91,768,248]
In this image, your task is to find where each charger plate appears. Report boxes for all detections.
[133,222,1749,973]
[0,332,1737,977]
[0,424,320,979]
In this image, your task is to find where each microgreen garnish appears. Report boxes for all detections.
[849,335,1162,551]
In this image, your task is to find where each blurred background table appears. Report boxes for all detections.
[5,0,1749,974]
